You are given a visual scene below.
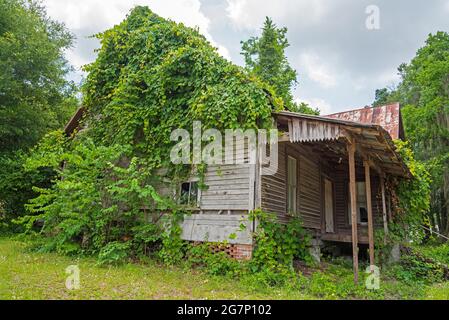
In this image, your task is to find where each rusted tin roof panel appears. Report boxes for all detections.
[325,103,404,140]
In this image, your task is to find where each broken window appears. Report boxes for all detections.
[180,181,199,207]
[348,181,368,225]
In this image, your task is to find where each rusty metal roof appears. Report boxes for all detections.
[274,111,411,178]
[325,103,404,140]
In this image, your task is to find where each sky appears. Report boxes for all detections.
[42,0,449,114]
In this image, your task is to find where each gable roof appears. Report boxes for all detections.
[324,103,405,140]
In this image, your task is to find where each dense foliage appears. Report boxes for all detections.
[18,7,287,263]
[392,141,432,241]
[373,32,449,238]
[0,0,76,151]
[83,7,281,150]
[0,0,77,228]
[20,132,171,257]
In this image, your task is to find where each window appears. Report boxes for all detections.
[180,181,199,206]
[348,181,368,224]
[357,182,368,223]
[287,156,297,214]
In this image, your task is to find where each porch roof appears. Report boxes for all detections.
[273,111,411,178]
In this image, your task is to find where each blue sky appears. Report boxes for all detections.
[42,0,449,114]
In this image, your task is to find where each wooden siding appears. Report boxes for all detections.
[298,154,321,229]
[200,139,253,211]
[200,163,252,210]
[261,143,287,219]
[261,142,322,229]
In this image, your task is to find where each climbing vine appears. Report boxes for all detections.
[388,140,431,243]
[19,7,285,265]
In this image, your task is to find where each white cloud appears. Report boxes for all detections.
[225,0,329,31]
[42,0,231,72]
[375,69,400,86]
[350,69,400,92]
[295,97,332,115]
[298,53,337,89]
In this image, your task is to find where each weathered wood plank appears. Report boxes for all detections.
[180,214,252,244]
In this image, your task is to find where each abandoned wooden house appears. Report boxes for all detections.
[65,103,410,282]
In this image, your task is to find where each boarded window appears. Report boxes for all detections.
[287,156,297,214]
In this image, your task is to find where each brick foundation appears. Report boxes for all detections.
[230,244,253,260]
[193,242,253,260]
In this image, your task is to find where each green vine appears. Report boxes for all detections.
[249,209,312,273]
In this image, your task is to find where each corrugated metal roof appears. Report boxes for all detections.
[325,103,404,140]
[274,111,411,178]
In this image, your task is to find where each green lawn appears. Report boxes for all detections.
[0,238,309,300]
[1,238,448,300]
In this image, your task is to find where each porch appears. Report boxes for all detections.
[262,111,411,282]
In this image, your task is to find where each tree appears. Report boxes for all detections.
[378,32,449,237]
[0,0,77,229]
[241,17,318,115]
[288,101,319,115]
[0,0,76,153]
[372,87,399,107]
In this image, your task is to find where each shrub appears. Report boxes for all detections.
[385,246,448,284]
[98,241,131,265]
[18,137,174,265]
[249,209,312,273]
[415,244,449,265]
[159,222,187,265]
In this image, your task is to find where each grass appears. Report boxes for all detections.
[0,238,309,300]
[1,237,449,300]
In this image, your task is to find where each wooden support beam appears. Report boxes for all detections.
[364,161,375,272]
[347,141,359,284]
[380,176,389,242]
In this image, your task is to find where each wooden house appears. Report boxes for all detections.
[65,103,410,282]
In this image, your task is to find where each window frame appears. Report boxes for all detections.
[287,155,298,215]
[348,181,369,225]
[180,180,200,207]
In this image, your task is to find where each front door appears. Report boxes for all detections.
[324,178,334,233]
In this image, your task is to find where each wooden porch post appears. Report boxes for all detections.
[347,142,358,284]
[364,161,375,272]
[380,176,389,242]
